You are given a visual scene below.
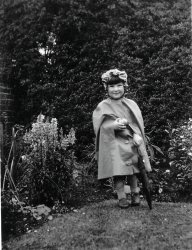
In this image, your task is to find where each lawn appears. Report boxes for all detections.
[3,200,192,250]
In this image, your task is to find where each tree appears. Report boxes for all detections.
[1,0,191,158]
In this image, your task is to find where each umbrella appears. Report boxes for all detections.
[136,154,152,210]
[125,123,152,209]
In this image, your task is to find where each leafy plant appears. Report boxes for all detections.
[149,118,192,202]
[15,114,77,206]
[167,118,192,196]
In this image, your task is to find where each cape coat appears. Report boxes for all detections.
[92,97,151,180]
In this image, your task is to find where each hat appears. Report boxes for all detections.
[101,69,128,89]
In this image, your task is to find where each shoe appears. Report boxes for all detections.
[118,198,129,208]
[131,193,140,206]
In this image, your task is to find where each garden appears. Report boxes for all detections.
[1,0,192,247]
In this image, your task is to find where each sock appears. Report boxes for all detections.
[115,181,126,200]
[130,175,140,193]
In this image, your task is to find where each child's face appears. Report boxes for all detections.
[107,82,125,100]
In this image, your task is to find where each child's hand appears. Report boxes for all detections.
[120,118,128,125]
[113,118,127,130]
[133,134,143,146]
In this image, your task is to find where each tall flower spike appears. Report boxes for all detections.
[101,69,128,89]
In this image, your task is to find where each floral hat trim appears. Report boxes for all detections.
[101,69,128,88]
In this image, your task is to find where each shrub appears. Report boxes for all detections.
[168,118,192,197]
[150,118,192,202]
[17,114,77,206]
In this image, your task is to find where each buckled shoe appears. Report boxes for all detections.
[118,198,129,208]
[131,193,140,206]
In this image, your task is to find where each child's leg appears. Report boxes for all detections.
[114,176,126,199]
[129,174,140,206]
[114,176,129,208]
[129,174,140,193]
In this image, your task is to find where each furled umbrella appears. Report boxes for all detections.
[127,123,153,210]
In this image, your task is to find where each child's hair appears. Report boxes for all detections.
[106,76,125,86]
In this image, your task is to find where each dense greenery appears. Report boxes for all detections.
[1,114,98,241]
[1,0,191,157]
[17,115,76,205]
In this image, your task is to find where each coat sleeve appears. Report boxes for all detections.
[92,104,103,135]
[93,103,117,135]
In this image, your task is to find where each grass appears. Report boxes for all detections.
[3,199,192,250]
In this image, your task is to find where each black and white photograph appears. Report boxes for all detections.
[0,0,192,249]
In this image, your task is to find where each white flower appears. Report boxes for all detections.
[169,161,175,166]
[158,188,163,194]
[51,118,57,124]
[37,114,45,122]
[61,139,69,149]
[21,155,27,161]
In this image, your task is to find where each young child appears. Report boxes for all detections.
[92,69,152,208]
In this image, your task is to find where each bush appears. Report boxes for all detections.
[1,116,99,241]
[168,118,192,197]
[16,114,77,206]
[150,118,192,202]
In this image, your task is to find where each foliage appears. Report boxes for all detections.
[1,188,56,242]
[1,190,46,241]
[150,118,192,202]
[1,114,80,240]
[1,122,106,241]
[168,118,192,195]
[15,114,76,205]
[0,0,191,160]
[111,0,191,152]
